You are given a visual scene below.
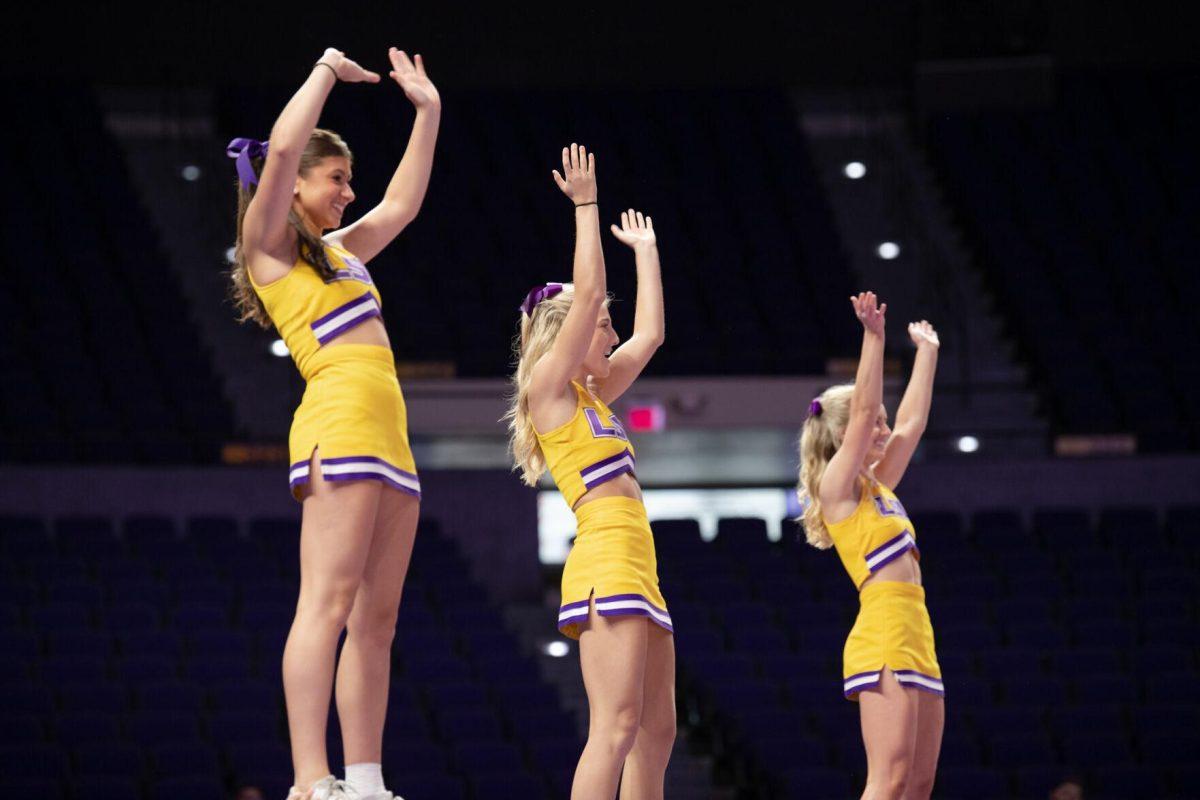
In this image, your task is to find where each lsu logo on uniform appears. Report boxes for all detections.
[584,408,629,442]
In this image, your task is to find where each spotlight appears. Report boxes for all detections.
[957,435,980,453]
[270,339,289,358]
[843,161,867,179]
[544,641,570,658]
[877,242,900,260]
[225,246,237,263]
[181,165,201,181]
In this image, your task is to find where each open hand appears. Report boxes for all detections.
[388,48,440,109]
[850,291,886,336]
[317,48,381,83]
[551,144,597,204]
[610,209,655,249]
[908,320,940,349]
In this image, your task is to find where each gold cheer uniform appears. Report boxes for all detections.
[536,382,672,639]
[249,242,419,501]
[826,481,943,699]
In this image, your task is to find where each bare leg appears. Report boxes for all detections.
[337,486,420,764]
[571,601,650,800]
[283,450,383,789]
[901,690,944,800]
[858,667,920,800]
[618,624,676,800]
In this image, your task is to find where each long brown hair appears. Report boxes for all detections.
[228,128,353,328]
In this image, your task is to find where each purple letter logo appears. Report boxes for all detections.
[873,494,909,520]
[584,408,629,441]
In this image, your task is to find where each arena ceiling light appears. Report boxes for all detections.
[225,246,237,263]
[181,165,201,181]
[270,339,290,358]
[543,641,570,658]
[843,161,867,179]
[877,241,901,260]
[956,435,980,453]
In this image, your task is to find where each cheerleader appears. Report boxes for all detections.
[798,292,943,800]
[227,46,439,800]
[505,144,674,799]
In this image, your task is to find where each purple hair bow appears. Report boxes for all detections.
[519,283,564,316]
[808,398,823,417]
[226,137,269,188]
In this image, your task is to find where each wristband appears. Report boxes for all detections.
[313,61,338,80]
[574,201,598,209]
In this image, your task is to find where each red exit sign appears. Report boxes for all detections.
[625,403,666,432]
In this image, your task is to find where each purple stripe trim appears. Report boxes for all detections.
[313,305,381,345]
[320,455,419,482]
[580,449,636,477]
[868,537,918,572]
[865,530,913,562]
[311,291,377,328]
[560,598,592,612]
[893,670,946,697]
[287,456,420,498]
[557,592,674,635]
[596,605,675,633]
[583,463,636,490]
[843,671,883,698]
[323,471,421,497]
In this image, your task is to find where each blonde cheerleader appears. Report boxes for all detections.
[798,292,944,800]
[505,144,674,800]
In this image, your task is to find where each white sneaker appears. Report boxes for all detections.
[310,776,354,800]
[286,776,353,800]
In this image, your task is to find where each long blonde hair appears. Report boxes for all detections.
[797,384,855,548]
[228,128,353,328]
[504,285,611,486]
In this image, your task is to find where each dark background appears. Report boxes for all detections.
[6,1,1196,89]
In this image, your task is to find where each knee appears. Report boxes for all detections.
[884,767,911,800]
[295,582,359,633]
[346,602,399,651]
[596,705,642,759]
[906,770,935,800]
[641,707,677,753]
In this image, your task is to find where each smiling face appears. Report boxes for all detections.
[864,404,892,466]
[580,305,620,379]
[294,156,355,233]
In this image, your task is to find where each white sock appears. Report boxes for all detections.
[344,763,386,797]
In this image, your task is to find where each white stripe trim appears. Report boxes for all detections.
[582,453,636,482]
[289,464,310,482]
[321,460,421,492]
[895,673,945,692]
[843,672,882,691]
[558,608,590,624]
[312,296,379,340]
[594,597,673,627]
[865,533,916,570]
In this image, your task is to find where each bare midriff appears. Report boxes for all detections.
[861,550,922,589]
[572,471,643,512]
[323,316,391,349]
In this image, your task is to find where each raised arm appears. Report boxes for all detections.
[242,48,380,276]
[529,145,607,402]
[327,49,441,263]
[873,321,939,490]
[596,209,663,404]
[819,292,888,516]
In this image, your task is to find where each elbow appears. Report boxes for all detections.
[574,285,606,311]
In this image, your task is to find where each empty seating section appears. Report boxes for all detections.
[217,86,858,378]
[0,86,235,464]
[654,506,1199,799]
[928,73,1200,449]
[1,514,577,799]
